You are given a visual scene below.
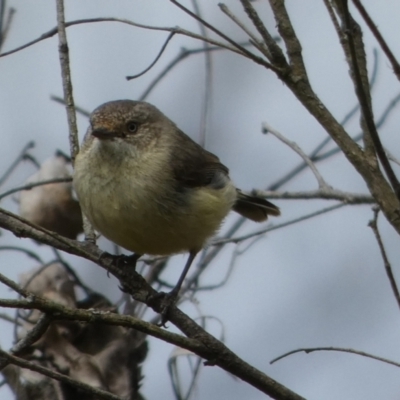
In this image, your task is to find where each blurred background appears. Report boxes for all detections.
[1,1,400,399]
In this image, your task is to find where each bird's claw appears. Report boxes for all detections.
[100,252,141,269]
[148,290,179,327]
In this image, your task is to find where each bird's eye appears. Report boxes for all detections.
[127,122,138,133]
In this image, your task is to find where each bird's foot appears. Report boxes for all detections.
[148,289,179,327]
[100,252,141,269]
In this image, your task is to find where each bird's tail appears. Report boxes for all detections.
[233,190,280,222]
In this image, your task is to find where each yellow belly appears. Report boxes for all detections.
[74,148,237,255]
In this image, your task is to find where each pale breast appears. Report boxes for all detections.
[74,141,237,255]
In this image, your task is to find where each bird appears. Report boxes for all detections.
[73,100,280,310]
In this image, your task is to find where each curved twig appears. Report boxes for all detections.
[126,32,176,80]
[270,346,400,368]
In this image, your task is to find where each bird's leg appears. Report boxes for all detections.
[169,250,197,298]
[152,250,198,326]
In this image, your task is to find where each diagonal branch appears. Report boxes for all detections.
[0,348,124,400]
[352,0,400,81]
[262,123,330,190]
[239,0,287,66]
[338,0,400,199]
[170,0,281,72]
[0,208,304,400]
[368,207,400,310]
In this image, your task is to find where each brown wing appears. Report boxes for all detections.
[171,130,230,189]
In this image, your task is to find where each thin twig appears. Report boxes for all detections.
[262,122,330,190]
[0,271,27,297]
[252,189,374,204]
[219,3,270,59]
[0,3,15,52]
[0,177,72,201]
[50,95,90,117]
[368,207,400,310]
[270,346,400,368]
[126,32,176,80]
[385,148,400,167]
[0,312,19,325]
[51,250,93,295]
[352,0,400,81]
[170,0,280,72]
[309,90,400,168]
[0,246,44,264]
[0,141,35,187]
[0,18,244,59]
[10,314,51,354]
[323,0,342,41]
[138,43,249,101]
[213,203,346,245]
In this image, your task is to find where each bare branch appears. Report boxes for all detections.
[0,18,245,59]
[385,148,400,167]
[0,298,206,355]
[170,0,281,72]
[0,313,18,325]
[138,43,248,101]
[368,207,400,310]
[0,208,305,400]
[219,3,271,59]
[0,246,44,264]
[213,203,347,246]
[239,0,287,66]
[352,0,400,81]
[0,141,35,187]
[9,314,51,356]
[338,0,400,199]
[268,0,307,76]
[270,346,400,368]
[0,177,71,201]
[55,0,79,163]
[253,189,374,204]
[262,122,330,190]
[0,270,27,297]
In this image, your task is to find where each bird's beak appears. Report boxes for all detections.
[91,128,115,140]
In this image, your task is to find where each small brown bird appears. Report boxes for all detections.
[73,100,280,302]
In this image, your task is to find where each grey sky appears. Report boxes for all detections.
[1,1,400,399]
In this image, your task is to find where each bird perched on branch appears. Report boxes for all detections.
[73,100,280,314]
